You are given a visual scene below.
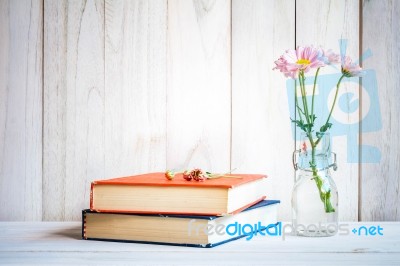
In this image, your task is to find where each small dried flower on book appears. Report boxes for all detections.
[182,170,193,181]
[165,168,241,181]
[165,170,175,180]
[187,169,207,182]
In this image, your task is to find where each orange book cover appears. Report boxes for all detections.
[90,172,267,215]
[92,172,265,187]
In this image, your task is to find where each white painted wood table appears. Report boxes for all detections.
[1,222,399,265]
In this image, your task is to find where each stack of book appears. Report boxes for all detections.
[82,172,279,247]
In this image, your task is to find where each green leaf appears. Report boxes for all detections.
[309,114,317,124]
[320,123,332,133]
[291,118,308,132]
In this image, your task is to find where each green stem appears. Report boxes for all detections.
[325,74,345,126]
[296,69,338,214]
[299,71,311,126]
[311,68,320,118]
[310,144,335,213]
[315,74,345,146]
[295,79,305,121]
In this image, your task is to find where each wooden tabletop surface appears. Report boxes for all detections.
[1,222,399,265]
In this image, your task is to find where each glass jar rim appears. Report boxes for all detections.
[293,150,338,171]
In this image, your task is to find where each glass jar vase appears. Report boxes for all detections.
[292,132,338,237]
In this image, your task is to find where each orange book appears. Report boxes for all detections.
[90,172,267,216]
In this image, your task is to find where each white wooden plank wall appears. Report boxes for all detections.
[166,0,231,172]
[43,0,68,221]
[232,0,295,221]
[0,0,399,221]
[44,0,105,220]
[361,0,400,220]
[105,0,167,179]
[0,0,43,221]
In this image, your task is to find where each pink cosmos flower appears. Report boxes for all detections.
[273,55,293,78]
[273,46,326,79]
[341,56,364,77]
[322,49,340,65]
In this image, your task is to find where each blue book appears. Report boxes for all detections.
[82,200,280,248]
